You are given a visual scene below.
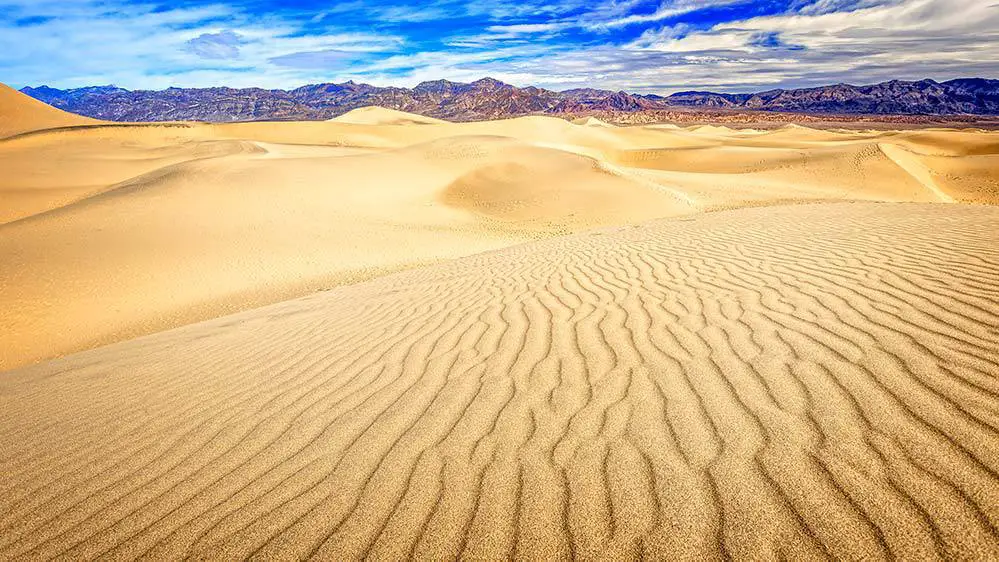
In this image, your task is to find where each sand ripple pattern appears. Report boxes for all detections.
[2,202,999,560]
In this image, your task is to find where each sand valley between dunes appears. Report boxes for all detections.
[2,84,999,559]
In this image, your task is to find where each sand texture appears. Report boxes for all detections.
[2,202,999,559]
[2,88,999,559]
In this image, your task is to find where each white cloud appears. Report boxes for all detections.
[186,31,245,60]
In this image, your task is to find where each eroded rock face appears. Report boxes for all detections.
[21,77,999,123]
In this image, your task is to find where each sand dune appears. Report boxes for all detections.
[0,84,97,139]
[2,104,998,371]
[437,141,693,227]
[2,202,998,559]
[0,125,252,223]
[572,116,614,128]
[0,131,693,370]
[331,106,447,126]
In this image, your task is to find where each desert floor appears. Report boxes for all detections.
[2,86,999,559]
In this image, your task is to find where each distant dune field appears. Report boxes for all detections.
[2,85,999,559]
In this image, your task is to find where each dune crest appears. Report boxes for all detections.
[572,116,614,127]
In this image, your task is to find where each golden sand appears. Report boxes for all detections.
[2,88,999,558]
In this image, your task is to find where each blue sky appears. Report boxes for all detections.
[1,0,996,93]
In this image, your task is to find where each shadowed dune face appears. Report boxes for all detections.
[1,203,998,559]
[1,105,998,370]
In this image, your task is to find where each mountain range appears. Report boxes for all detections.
[20,77,999,122]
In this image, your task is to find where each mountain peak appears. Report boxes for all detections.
[471,77,512,89]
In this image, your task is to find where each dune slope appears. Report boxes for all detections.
[2,202,998,559]
[0,124,253,223]
[0,83,97,139]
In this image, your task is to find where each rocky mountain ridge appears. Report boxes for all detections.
[20,77,999,122]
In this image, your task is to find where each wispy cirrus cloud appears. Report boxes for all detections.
[583,0,748,30]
